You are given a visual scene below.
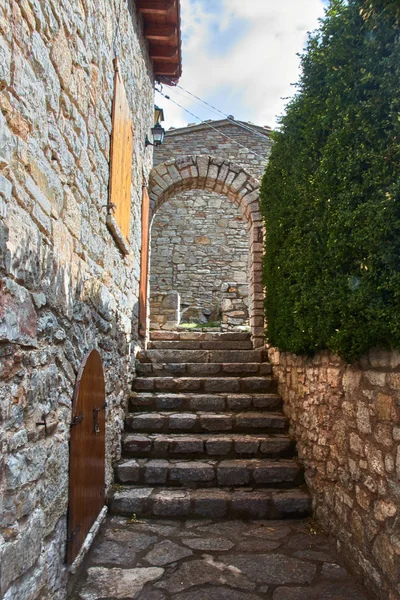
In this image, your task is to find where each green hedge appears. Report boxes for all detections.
[260,0,400,362]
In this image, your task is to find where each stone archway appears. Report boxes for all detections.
[148,155,264,348]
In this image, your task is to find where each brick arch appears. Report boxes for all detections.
[149,155,265,348]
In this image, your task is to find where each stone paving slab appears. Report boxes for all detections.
[69,517,374,600]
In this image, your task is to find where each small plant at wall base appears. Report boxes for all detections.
[260,0,400,362]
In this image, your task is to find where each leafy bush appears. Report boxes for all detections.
[260,0,400,362]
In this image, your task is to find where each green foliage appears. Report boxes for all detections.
[260,0,400,362]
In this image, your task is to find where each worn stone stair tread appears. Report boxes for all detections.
[147,340,254,350]
[150,331,251,341]
[135,362,272,377]
[130,392,282,412]
[123,334,311,523]
[138,349,268,364]
[122,432,294,458]
[133,376,275,394]
[115,457,303,488]
[110,486,312,519]
[125,411,288,433]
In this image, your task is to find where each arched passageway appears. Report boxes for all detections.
[147,155,264,348]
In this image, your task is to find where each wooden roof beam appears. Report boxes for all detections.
[153,62,180,76]
[149,43,178,61]
[144,24,177,41]
[137,0,175,15]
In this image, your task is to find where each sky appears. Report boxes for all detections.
[156,0,329,131]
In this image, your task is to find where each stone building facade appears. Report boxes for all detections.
[0,0,167,597]
[149,119,272,330]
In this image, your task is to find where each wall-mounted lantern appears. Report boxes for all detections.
[145,105,165,147]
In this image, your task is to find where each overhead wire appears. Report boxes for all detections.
[158,76,272,142]
[156,88,267,161]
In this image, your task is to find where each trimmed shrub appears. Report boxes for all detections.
[260,0,400,362]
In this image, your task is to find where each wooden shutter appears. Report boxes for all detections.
[107,58,133,254]
[139,185,150,337]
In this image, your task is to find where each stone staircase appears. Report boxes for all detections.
[110,331,311,520]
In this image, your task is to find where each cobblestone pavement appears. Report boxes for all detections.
[70,516,374,600]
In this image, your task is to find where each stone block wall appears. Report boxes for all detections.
[268,347,400,600]
[154,119,272,179]
[0,1,154,598]
[150,189,249,320]
[221,282,249,330]
[149,291,180,330]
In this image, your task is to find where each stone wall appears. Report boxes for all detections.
[150,189,249,320]
[0,1,154,598]
[149,120,271,328]
[221,282,249,330]
[149,291,180,330]
[268,346,400,600]
[154,119,272,179]
[149,155,266,347]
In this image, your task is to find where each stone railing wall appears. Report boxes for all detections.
[0,1,154,598]
[268,346,400,600]
[221,282,249,330]
[149,291,180,330]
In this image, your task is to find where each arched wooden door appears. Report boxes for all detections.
[66,349,106,564]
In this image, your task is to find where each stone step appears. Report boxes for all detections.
[133,376,276,394]
[135,362,272,378]
[138,349,268,364]
[150,331,251,342]
[125,411,288,434]
[147,340,254,350]
[122,433,294,459]
[110,486,312,520]
[130,392,282,413]
[115,458,304,488]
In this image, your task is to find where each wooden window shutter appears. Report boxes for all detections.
[107,58,133,255]
[139,185,150,337]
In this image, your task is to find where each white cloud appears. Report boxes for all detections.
[158,0,326,130]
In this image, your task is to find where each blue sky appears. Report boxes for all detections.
[157,0,328,130]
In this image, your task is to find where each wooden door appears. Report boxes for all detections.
[66,349,106,564]
[139,185,150,337]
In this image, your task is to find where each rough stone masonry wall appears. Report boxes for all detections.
[150,189,249,320]
[268,347,400,600]
[0,1,154,599]
[149,120,271,325]
[153,120,272,179]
